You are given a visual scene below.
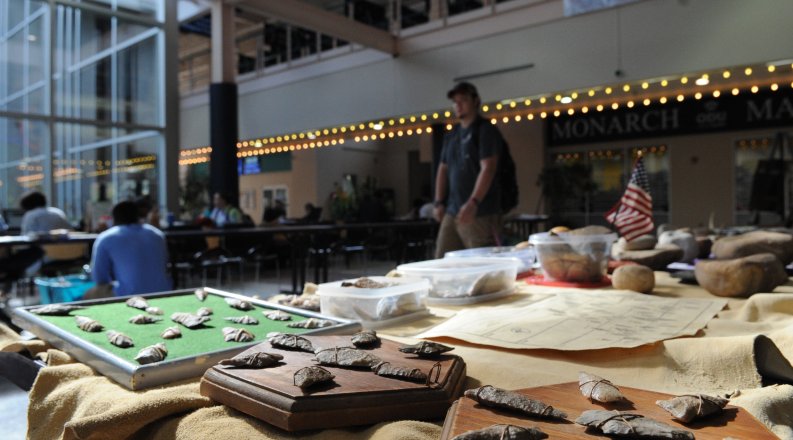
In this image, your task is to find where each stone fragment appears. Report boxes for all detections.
[612,246,683,270]
[694,253,788,297]
[658,230,698,263]
[712,230,793,264]
[612,265,655,294]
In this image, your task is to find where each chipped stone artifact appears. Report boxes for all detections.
[371,361,427,383]
[287,318,334,329]
[134,342,168,365]
[106,330,133,348]
[451,424,548,440]
[161,326,182,339]
[196,307,213,317]
[222,327,255,342]
[575,410,694,439]
[399,341,454,357]
[145,306,163,315]
[351,329,379,347]
[29,304,85,316]
[224,315,258,325]
[125,296,149,310]
[263,310,291,321]
[268,333,315,352]
[340,277,391,288]
[464,386,567,420]
[293,366,335,389]
[75,315,104,332]
[195,288,208,301]
[579,371,625,403]
[219,352,283,369]
[656,394,728,423]
[171,312,210,329]
[313,347,382,368]
[225,297,254,311]
[128,314,162,324]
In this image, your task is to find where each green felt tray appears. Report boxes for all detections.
[36,293,311,364]
[11,288,360,390]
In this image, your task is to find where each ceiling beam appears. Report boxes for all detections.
[228,0,398,56]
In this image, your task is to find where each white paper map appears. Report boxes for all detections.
[418,289,727,350]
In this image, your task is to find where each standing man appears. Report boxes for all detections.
[434,82,504,257]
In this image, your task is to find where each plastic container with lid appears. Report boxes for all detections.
[34,275,95,304]
[529,232,617,283]
[317,276,430,328]
[395,257,519,305]
[444,246,535,274]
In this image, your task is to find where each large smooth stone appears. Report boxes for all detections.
[712,231,793,264]
[567,225,613,236]
[612,246,684,270]
[612,265,655,294]
[694,253,788,298]
[623,234,657,251]
[658,230,698,263]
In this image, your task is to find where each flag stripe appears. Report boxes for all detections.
[604,157,654,242]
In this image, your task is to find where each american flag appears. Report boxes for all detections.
[605,156,654,241]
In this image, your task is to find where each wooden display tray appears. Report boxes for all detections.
[200,335,467,431]
[441,382,777,439]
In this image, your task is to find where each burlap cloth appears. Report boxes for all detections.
[3,272,793,440]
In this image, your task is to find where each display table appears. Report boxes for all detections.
[3,272,793,440]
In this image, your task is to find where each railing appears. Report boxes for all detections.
[178,0,519,96]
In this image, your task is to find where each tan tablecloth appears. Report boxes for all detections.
[4,272,793,440]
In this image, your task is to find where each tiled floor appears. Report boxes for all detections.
[0,255,402,438]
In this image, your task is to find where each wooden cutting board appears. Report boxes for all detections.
[200,335,466,431]
[441,382,777,439]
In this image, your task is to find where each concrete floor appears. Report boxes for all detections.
[0,255,402,438]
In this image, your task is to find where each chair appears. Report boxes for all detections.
[185,247,244,288]
[246,244,280,285]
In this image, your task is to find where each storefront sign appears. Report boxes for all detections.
[547,88,793,146]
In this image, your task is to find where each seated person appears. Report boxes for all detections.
[262,199,286,225]
[301,203,321,224]
[206,192,242,227]
[90,201,172,297]
[20,191,72,234]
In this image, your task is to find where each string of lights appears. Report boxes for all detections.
[175,60,793,166]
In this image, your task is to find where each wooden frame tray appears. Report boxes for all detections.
[10,288,359,390]
[200,335,467,431]
[441,382,777,439]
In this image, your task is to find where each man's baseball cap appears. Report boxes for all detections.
[447,81,479,100]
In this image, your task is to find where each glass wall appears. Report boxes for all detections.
[0,0,167,230]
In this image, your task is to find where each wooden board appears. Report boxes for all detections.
[200,335,466,431]
[440,382,777,439]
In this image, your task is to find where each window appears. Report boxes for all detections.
[546,145,669,228]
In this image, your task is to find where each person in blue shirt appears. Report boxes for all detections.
[90,201,172,297]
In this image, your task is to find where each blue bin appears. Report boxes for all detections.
[35,275,95,304]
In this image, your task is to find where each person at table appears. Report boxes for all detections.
[433,81,504,257]
[206,192,242,227]
[19,191,72,234]
[89,201,172,297]
[262,199,286,225]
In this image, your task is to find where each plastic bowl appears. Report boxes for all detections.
[317,276,429,327]
[529,232,617,282]
[444,246,535,273]
[396,257,519,304]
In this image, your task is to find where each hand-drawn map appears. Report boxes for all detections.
[418,289,727,351]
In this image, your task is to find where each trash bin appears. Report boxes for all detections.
[34,275,95,304]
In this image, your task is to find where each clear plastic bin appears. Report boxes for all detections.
[529,232,617,282]
[396,258,519,305]
[317,276,430,328]
[34,275,95,304]
[444,246,535,273]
